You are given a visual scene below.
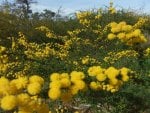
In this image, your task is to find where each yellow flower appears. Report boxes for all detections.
[0,77,10,95]
[110,88,117,93]
[110,22,117,28]
[122,75,129,82]
[48,88,61,100]
[122,25,132,31]
[106,84,114,91]
[74,80,86,90]
[27,83,42,95]
[133,29,141,37]
[60,78,71,88]
[50,73,60,81]
[81,56,89,64]
[88,66,103,76]
[109,78,118,85]
[17,93,30,106]
[126,33,133,39]
[0,46,6,53]
[118,21,126,26]
[117,33,126,39]
[29,75,44,85]
[60,73,69,79]
[70,71,85,82]
[108,33,116,40]
[1,95,17,110]
[90,81,98,90]
[140,35,147,43]
[74,111,80,113]
[96,73,107,82]
[49,81,61,89]
[120,67,130,76]
[105,67,119,79]
[70,85,79,95]
[111,27,120,33]
[11,77,28,90]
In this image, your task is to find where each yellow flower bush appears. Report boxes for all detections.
[88,66,132,92]
[0,1,149,112]
[107,20,148,46]
[48,71,86,101]
[104,50,138,64]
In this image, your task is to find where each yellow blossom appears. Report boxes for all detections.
[96,73,107,81]
[108,33,116,40]
[29,75,44,85]
[1,95,17,110]
[48,88,61,100]
[50,73,60,81]
[27,83,42,95]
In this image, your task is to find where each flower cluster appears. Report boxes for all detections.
[108,21,147,46]
[76,10,102,27]
[144,47,150,57]
[76,11,92,27]
[0,46,8,74]
[36,26,55,38]
[0,46,6,53]
[0,75,50,113]
[104,50,138,64]
[48,71,86,101]
[133,17,148,29]
[88,66,131,93]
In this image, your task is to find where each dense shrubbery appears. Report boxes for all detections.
[0,1,150,113]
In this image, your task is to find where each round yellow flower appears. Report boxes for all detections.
[109,78,118,85]
[105,67,119,79]
[17,93,30,106]
[108,33,116,40]
[70,71,85,82]
[50,73,60,81]
[29,75,44,85]
[96,73,107,81]
[110,22,117,28]
[70,85,79,95]
[60,78,71,88]
[133,29,141,37]
[117,33,126,39]
[74,80,86,90]
[88,66,103,76]
[122,75,129,82]
[60,73,69,79]
[122,25,132,31]
[49,81,61,89]
[0,77,10,95]
[90,81,98,90]
[118,21,126,26]
[1,95,17,110]
[120,67,130,76]
[111,27,120,33]
[27,83,41,95]
[48,88,61,100]
[13,77,28,90]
